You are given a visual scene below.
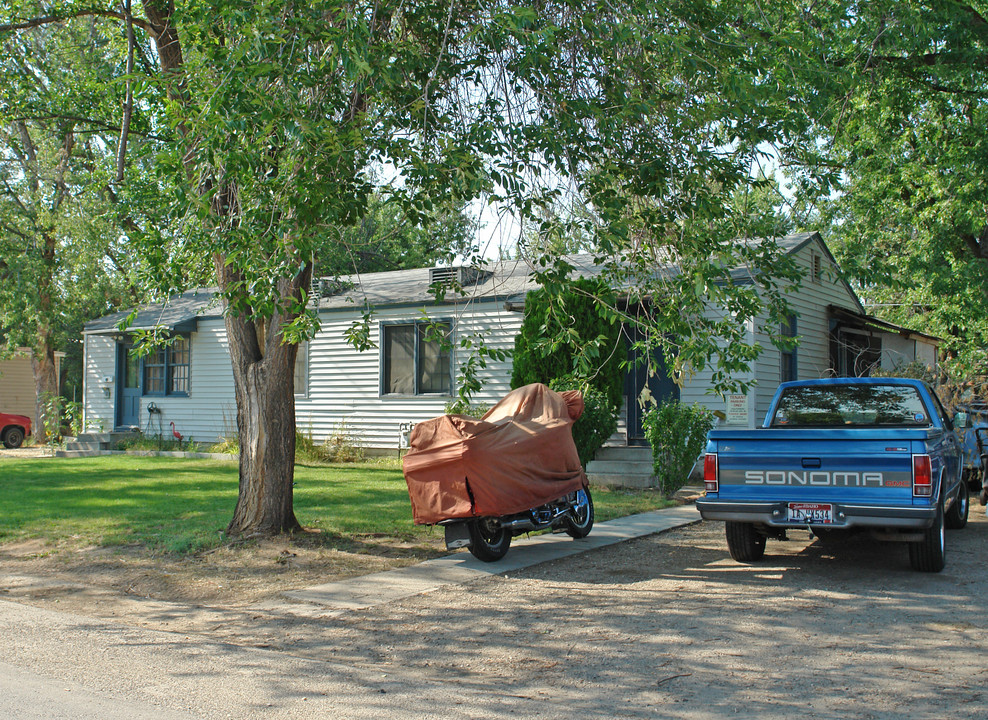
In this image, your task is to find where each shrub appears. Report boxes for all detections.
[643,400,714,495]
[511,276,626,411]
[550,376,618,467]
[322,420,366,463]
[444,399,491,418]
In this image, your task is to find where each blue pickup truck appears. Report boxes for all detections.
[696,377,969,572]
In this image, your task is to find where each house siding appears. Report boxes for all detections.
[144,323,237,442]
[750,240,862,424]
[296,299,522,451]
[83,335,117,431]
[0,353,36,418]
[84,324,237,440]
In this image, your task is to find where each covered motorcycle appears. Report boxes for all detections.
[402,383,594,561]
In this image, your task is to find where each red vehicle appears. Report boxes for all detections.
[1,412,31,449]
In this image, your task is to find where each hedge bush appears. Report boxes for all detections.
[550,376,618,467]
[643,400,714,495]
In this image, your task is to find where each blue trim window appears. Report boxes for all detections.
[143,336,191,396]
[381,320,452,396]
[781,315,798,383]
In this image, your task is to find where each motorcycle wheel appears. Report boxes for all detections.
[467,518,511,562]
[563,488,594,539]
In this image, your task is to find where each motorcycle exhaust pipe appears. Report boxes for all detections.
[499,517,539,532]
[500,507,569,533]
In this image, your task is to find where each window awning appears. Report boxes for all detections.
[828,306,941,345]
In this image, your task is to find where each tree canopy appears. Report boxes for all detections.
[2,0,860,534]
[771,1,988,370]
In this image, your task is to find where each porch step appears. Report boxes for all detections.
[586,446,656,490]
[54,431,139,458]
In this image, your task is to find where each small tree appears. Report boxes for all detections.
[549,376,617,468]
[511,276,626,412]
[643,401,715,496]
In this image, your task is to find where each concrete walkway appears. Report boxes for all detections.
[265,504,701,616]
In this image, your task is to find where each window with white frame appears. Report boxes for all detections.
[381,320,452,395]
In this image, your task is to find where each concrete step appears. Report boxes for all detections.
[53,449,103,458]
[592,446,653,462]
[64,441,105,452]
[587,472,656,490]
[585,459,654,475]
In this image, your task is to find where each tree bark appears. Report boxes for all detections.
[220,259,312,536]
[225,324,302,535]
[31,344,58,443]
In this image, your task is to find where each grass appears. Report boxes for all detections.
[0,456,675,556]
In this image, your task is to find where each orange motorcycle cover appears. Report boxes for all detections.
[402,383,588,525]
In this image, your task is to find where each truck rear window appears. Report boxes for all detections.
[770,384,932,428]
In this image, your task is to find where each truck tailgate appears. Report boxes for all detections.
[710,429,937,507]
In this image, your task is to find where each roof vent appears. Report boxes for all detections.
[429,265,490,287]
[313,278,351,298]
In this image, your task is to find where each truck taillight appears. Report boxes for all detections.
[913,454,932,497]
[704,454,718,493]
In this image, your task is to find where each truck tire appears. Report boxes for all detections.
[909,494,946,572]
[725,522,766,562]
[945,481,969,530]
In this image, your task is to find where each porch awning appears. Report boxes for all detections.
[83,288,220,336]
[828,306,942,345]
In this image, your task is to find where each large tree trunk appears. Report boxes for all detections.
[225,321,302,535]
[31,343,58,443]
[220,260,312,536]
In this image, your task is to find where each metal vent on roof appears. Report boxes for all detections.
[429,265,490,287]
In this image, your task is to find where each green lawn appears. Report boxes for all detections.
[0,456,674,555]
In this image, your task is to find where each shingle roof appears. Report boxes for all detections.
[84,232,824,330]
[83,288,223,334]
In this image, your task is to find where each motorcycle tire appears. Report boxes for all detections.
[467,518,511,562]
[563,488,594,539]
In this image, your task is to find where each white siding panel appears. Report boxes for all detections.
[146,322,236,443]
[297,299,522,450]
[83,335,116,431]
[83,323,236,442]
[749,239,862,422]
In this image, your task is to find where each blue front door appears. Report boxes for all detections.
[116,342,141,429]
[624,324,680,445]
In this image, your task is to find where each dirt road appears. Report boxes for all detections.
[3,508,988,719]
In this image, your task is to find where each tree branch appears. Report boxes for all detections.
[0,9,152,35]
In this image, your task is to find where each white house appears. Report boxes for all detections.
[81,232,939,450]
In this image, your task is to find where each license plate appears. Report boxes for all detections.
[787,502,833,524]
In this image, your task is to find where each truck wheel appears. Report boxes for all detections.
[725,522,766,562]
[945,481,969,530]
[909,494,946,572]
[2,427,25,449]
[467,518,511,562]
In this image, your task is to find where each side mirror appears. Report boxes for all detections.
[954,412,970,429]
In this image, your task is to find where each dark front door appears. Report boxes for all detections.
[116,342,141,429]
[624,325,680,445]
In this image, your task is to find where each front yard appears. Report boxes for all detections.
[0,455,674,556]
[0,455,675,612]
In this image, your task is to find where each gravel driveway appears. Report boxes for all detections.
[3,506,987,719]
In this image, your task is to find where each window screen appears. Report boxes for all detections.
[382,321,452,395]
